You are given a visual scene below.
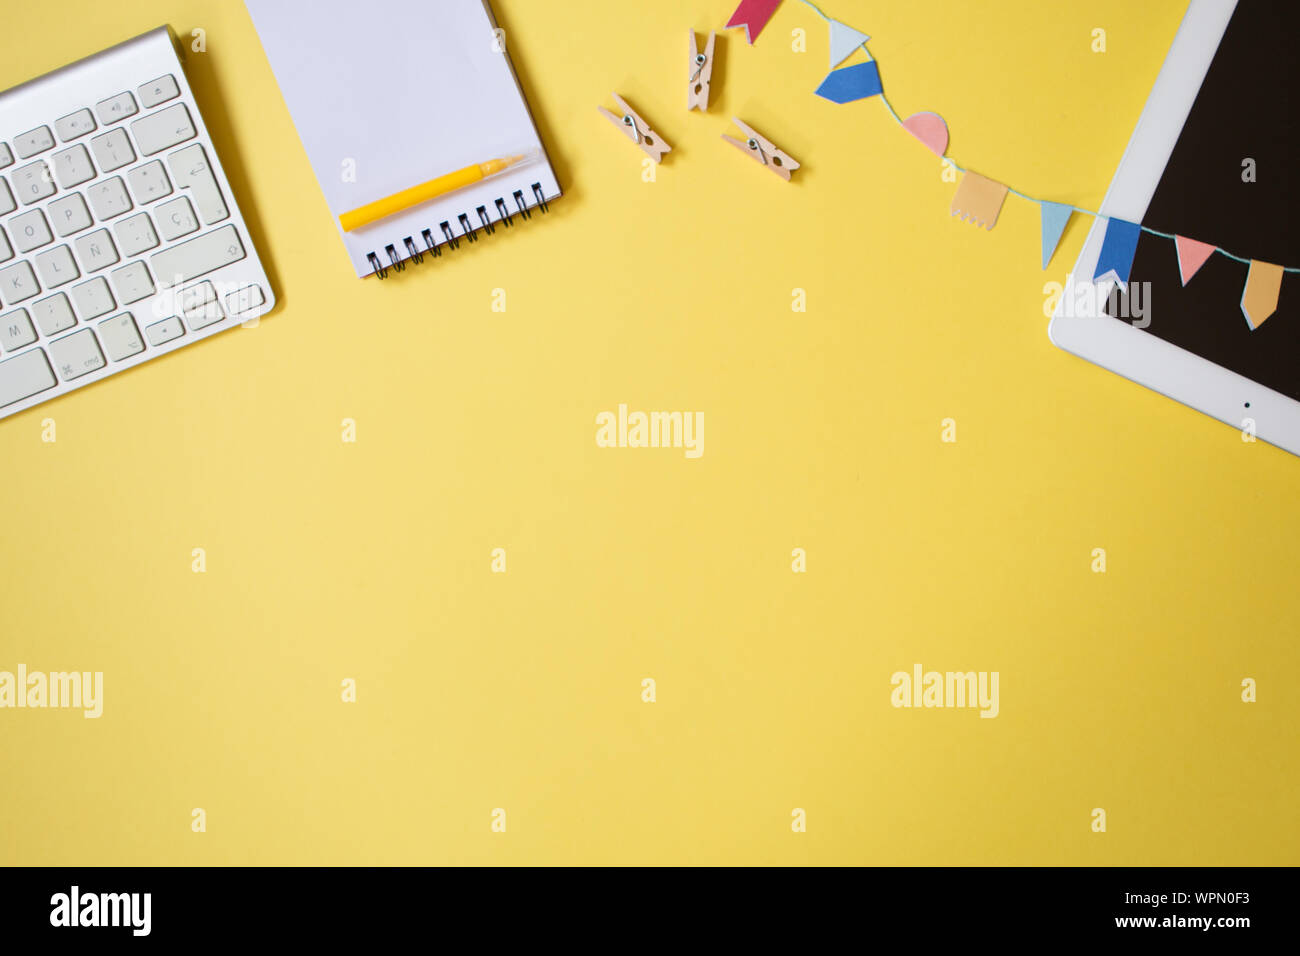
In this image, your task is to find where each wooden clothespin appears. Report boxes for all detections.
[598,93,672,163]
[722,118,799,181]
[688,30,716,111]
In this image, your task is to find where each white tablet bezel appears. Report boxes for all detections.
[1047,0,1300,457]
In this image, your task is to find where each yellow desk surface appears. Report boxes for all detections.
[2,0,1296,866]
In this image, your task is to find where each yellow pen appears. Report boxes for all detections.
[339,150,538,232]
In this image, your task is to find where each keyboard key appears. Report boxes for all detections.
[13,161,55,204]
[0,261,39,303]
[179,280,216,313]
[86,176,132,220]
[0,179,14,216]
[114,213,159,256]
[0,143,12,169]
[185,303,224,331]
[1,308,36,351]
[0,227,12,263]
[167,144,228,224]
[167,145,228,226]
[97,312,144,361]
[181,280,223,329]
[139,74,180,108]
[150,225,244,289]
[110,261,153,304]
[14,126,54,159]
[32,292,76,335]
[127,160,171,204]
[155,196,198,240]
[95,92,138,125]
[34,245,79,288]
[145,316,184,346]
[132,103,196,156]
[90,128,134,172]
[71,276,114,319]
[224,284,265,316]
[55,109,96,142]
[74,229,119,272]
[51,144,95,188]
[10,209,52,252]
[48,328,105,380]
[0,347,56,407]
[48,193,93,236]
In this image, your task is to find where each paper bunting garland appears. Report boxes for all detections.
[827,19,870,68]
[814,61,882,104]
[743,0,1296,330]
[951,172,1008,230]
[1174,235,1217,286]
[726,0,784,44]
[1242,260,1283,329]
[1093,218,1141,287]
[902,112,948,157]
[1039,202,1073,269]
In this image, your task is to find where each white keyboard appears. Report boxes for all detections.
[0,26,274,420]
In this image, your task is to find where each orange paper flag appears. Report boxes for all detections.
[1241,260,1283,330]
[950,171,1008,230]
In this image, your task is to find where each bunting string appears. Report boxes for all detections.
[729,0,1296,328]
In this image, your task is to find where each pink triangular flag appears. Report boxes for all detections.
[902,112,948,157]
[1174,235,1216,286]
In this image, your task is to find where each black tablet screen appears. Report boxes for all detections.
[1109,1,1298,401]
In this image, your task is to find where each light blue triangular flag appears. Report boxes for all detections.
[828,19,870,69]
[1039,201,1073,269]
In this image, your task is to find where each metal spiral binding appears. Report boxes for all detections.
[365,180,551,279]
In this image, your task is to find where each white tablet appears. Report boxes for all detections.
[1048,0,1299,456]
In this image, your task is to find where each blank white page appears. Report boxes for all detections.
[245,0,560,277]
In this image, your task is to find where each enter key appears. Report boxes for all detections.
[167,144,229,225]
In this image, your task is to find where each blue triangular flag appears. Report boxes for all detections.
[1093,217,1141,286]
[1040,202,1072,269]
[828,19,870,68]
[814,61,883,104]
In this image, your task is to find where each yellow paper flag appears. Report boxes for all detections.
[1241,260,1283,330]
[950,172,1009,231]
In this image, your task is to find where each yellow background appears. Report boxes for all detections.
[2,0,1296,866]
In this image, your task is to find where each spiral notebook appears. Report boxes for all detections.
[244,0,561,279]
